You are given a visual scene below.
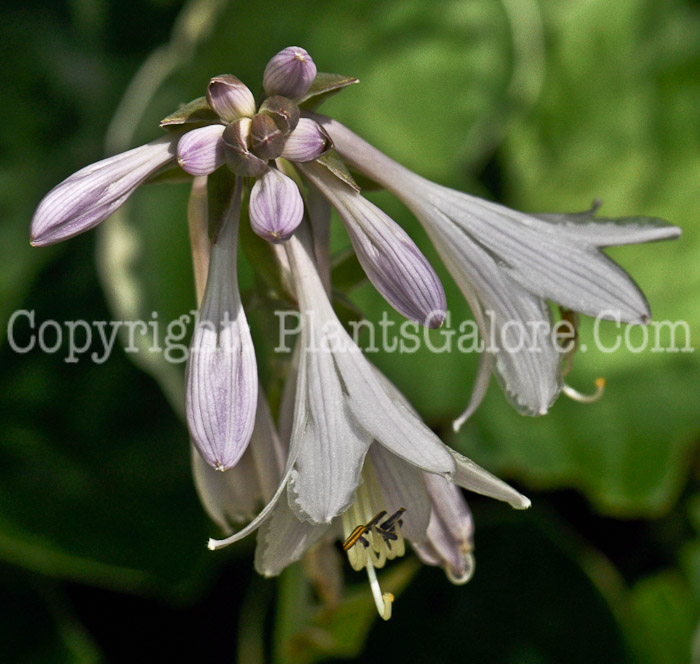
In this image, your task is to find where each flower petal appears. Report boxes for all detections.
[186,182,258,470]
[414,473,475,584]
[263,46,317,99]
[282,118,332,162]
[450,449,530,509]
[254,494,329,577]
[206,74,256,122]
[369,445,431,545]
[424,212,561,415]
[249,168,304,243]
[298,161,446,327]
[31,136,176,246]
[286,232,456,477]
[177,124,226,176]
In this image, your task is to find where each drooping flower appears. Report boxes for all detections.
[185,179,258,470]
[207,230,529,562]
[315,115,682,422]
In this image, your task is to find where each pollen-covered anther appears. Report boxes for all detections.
[562,376,606,403]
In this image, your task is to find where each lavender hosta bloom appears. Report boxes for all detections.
[208,229,528,549]
[176,124,225,176]
[317,116,681,420]
[31,135,177,246]
[298,160,446,327]
[185,181,258,471]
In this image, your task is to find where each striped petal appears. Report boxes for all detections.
[31,136,176,246]
[249,168,304,243]
[185,183,258,470]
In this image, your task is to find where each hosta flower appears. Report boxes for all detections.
[315,116,682,423]
[207,230,529,617]
[185,180,257,470]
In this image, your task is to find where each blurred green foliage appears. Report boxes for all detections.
[1,0,699,662]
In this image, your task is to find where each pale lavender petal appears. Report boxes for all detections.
[451,449,531,509]
[414,473,475,583]
[282,118,331,162]
[536,208,681,247]
[285,234,373,523]
[206,74,256,122]
[186,183,258,470]
[298,161,446,328]
[31,136,176,246]
[263,46,317,99]
[369,445,431,545]
[286,232,455,477]
[254,495,329,576]
[193,387,286,529]
[318,115,680,325]
[177,124,226,176]
[249,168,304,243]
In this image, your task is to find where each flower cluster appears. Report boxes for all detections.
[30,46,680,619]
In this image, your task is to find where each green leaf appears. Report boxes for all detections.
[298,72,359,111]
[159,96,219,127]
[314,150,360,192]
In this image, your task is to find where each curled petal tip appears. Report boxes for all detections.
[207,74,256,122]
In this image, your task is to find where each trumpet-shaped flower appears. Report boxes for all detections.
[316,115,681,421]
[208,230,528,553]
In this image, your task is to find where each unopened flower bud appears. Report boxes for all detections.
[222,118,268,177]
[207,75,256,123]
[258,95,300,136]
[263,46,317,99]
[177,124,226,175]
[250,113,285,161]
[282,118,332,162]
[249,168,303,243]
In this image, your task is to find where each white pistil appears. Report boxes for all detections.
[365,558,394,621]
[562,377,606,403]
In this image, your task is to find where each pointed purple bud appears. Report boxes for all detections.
[177,124,226,176]
[250,113,285,160]
[206,75,256,122]
[263,46,317,99]
[31,136,176,246]
[186,182,258,471]
[249,169,303,243]
[222,118,269,177]
[282,118,332,162]
[297,161,447,327]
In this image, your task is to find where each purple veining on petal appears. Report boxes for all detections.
[248,168,304,243]
[297,161,446,327]
[31,136,177,246]
[263,46,317,99]
[207,74,256,122]
[177,124,226,176]
[186,182,258,471]
[282,118,331,162]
